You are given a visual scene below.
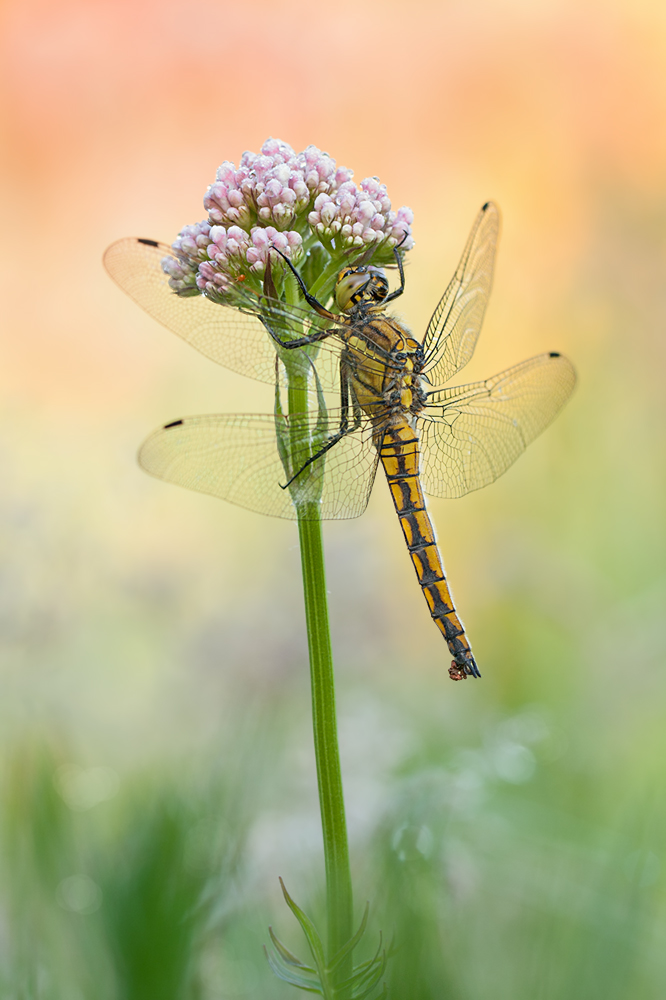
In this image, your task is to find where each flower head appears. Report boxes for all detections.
[163,138,414,304]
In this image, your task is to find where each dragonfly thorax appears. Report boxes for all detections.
[335,265,389,312]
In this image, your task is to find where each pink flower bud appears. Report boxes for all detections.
[198,261,217,281]
[273,164,290,185]
[215,161,236,184]
[252,228,270,250]
[264,178,283,199]
[357,201,375,223]
[338,193,356,217]
[321,202,338,226]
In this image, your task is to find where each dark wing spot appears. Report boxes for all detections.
[549,351,561,358]
[482,201,490,211]
[164,419,184,429]
[138,238,160,247]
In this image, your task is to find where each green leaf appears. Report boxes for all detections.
[279,878,328,978]
[269,926,317,972]
[353,983,387,1000]
[344,950,386,1000]
[264,946,324,994]
[336,934,386,994]
[328,903,369,972]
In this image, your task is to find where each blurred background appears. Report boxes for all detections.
[1,0,665,996]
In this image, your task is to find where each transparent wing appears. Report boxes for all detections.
[104,237,393,389]
[138,409,380,521]
[421,202,500,387]
[417,352,576,498]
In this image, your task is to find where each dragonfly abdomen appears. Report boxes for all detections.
[379,420,481,680]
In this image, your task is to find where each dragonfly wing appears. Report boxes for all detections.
[138,410,379,521]
[104,237,343,388]
[421,202,500,387]
[417,352,576,498]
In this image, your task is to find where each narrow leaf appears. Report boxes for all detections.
[353,981,387,1000]
[353,933,384,978]
[264,947,324,994]
[269,926,317,972]
[263,254,278,301]
[344,952,386,999]
[279,878,327,975]
[329,902,370,972]
[337,936,385,992]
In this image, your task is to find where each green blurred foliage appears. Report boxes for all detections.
[2,700,665,998]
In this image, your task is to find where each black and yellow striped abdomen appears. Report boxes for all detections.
[379,419,480,680]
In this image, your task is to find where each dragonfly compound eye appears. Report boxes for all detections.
[335,267,370,311]
[335,265,388,311]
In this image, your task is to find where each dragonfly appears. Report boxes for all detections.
[104,202,576,680]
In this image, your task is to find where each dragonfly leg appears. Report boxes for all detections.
[272,247,339,320]
[281,424,352,490]
[383,243,407,304]
[265,323,337,351]
[281,369,359,490]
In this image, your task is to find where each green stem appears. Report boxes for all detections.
[279,305,353,987]
[297,509,353,970]
[308,254,347,303]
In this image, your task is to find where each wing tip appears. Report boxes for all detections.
[476,200,501,235]
[547,351,577,387]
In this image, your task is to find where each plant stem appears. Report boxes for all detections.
[281,336,353,986]
[297,507,353,971]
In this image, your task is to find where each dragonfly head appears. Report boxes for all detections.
[335,265,389,312]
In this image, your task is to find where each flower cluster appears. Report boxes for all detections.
[198,226,303,297]
[309,177,414,250]
[203,138,352,232]
[162,221,212,294]
[163,138,414,302]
